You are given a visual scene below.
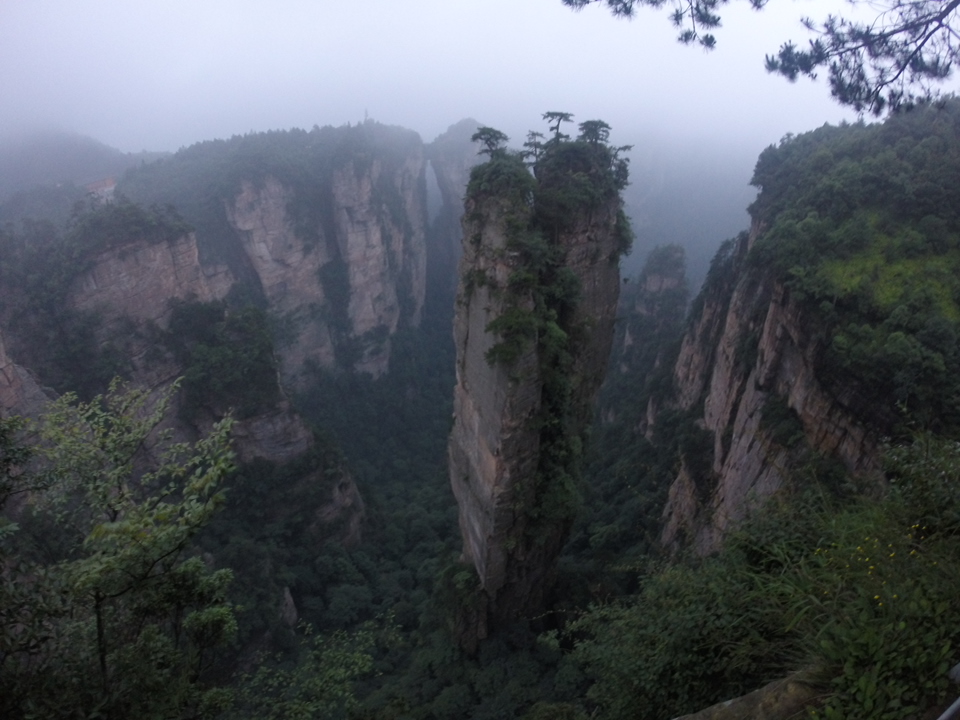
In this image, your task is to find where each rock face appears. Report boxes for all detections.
[63,228,363,527]
[329,149,427,375]
[70,232,234,325]
[223,154,428,381]
[0,121,480,552]
[674,672,822,720]
[225,176,337,378]
[425,119,482,303]
[449,147,625,637]
[659,225,880,555]
[0,327,52,420]
[120,121,429,383]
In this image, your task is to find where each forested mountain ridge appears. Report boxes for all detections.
[641,102,960,554]
[0,120,475,717]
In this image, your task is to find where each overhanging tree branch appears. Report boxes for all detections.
[564,0,960,113]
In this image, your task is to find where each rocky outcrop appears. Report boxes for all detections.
[223,160,426,381]
[329,149,427,374]
[70,231,233,325]
[0,327,52,420]
[673,672,823,720]
[61,229,366,539]
[225,177,337,378]
[450,196,542,605]
[449,146,626,638]
[117,121,429,382]
[659,226,880,555]
[600,244,688,430]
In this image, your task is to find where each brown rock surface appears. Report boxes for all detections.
[331,151,426,375]
[63,229,365,536]
[70,231,233,327]
[226,176,336,382]
[660,225,880,555]
[449,157,623,633]
[673,672,823,720]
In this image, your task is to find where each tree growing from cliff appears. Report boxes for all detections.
[564,0,960,113]
[577,119,612,144]
[543,111,575,142]
[471,126,510,156]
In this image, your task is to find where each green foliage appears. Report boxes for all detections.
[571,245,693,582]
[227,624,381,720]
[165,298,279,418]
[0,201,189,397]
[0,182,87,229]
[465,120,632,548]
[0,380,237,719]
[466,149,536,202]
[195,433,362,648]
[568,435,960,720]
[565,1,960,114]
[471,126,510,157]
[761,394,806,449]
[570,556,798,719]
[535,140,630,237]
[748,102,960,435]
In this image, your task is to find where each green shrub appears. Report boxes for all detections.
[568,435,960,720]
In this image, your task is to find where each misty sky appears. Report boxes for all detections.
[5,0,951,277]
[2,0,887,154]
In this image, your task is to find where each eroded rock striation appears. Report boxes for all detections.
[448,137,629,638]
[425,119,482,303]
[120,121,428,383]
[658,224,881,555]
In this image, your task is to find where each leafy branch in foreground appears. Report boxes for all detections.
[564,0,960,114]
[1,379,237,719]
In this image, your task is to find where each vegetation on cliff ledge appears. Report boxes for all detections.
[749,101,960,436]
[464,114,631,541]
[0,200,191,398]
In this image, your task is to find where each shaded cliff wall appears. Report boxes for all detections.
[425,119,482,307]
[64,227,362,508]
[119,121,427,382]
[449,143,627,636]
[0,219,364,552]
[659,225,879,555]
[0,327,52,420]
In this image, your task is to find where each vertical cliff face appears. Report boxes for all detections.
[425,119,482,304]
[449,139,628,638]
[659,225,880,555]
[225,176,338,377]
[120,122,428,381]
[686,107,960,557]
[329,149,427,374]
[223,149,428,381]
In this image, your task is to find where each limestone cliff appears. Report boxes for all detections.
[63,227,362,533]
[659,225,880,555]
[448,138,629,637]
[120,121,428,382]
[425,119,482,304]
